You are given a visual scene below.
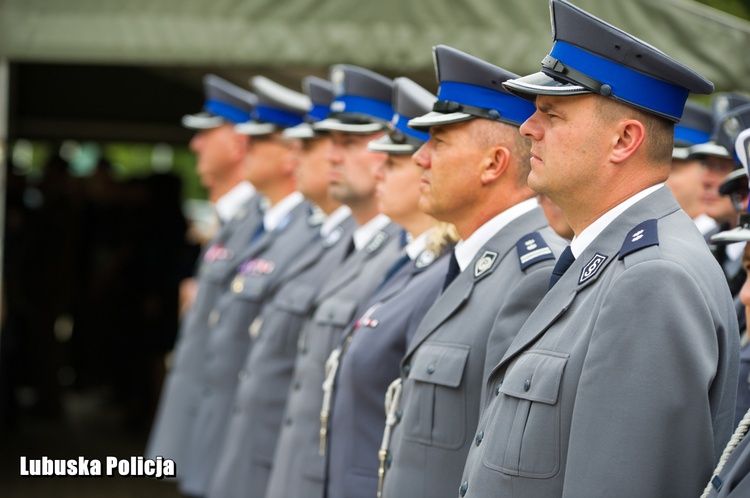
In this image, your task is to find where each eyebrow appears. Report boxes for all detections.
[536,101,563,115]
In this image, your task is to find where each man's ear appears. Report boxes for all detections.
[610,119,645,164]
[480,145,510,185]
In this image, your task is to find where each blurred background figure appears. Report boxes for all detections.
[667,101,714,234]
[689,92,750,330]
[536,193,573,241]
[704,103,750,498]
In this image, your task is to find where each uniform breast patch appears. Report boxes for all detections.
[578,253,607,285]
[474,251,498,278]
[366,231,390,254]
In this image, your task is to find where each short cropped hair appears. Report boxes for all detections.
[596,98,674,165]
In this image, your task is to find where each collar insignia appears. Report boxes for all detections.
[474,250,498,278]
[578,253,607,285]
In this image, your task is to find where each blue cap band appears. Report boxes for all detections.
[331,95,393,122]
[254,105,304,128]
[674,125,711,147]
[550,41,689,120]
[393,113,430,143]
[438,81,535,126]
[205,99,252,124]
[308,104,330,122]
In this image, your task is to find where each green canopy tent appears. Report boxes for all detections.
[0,0,748,328]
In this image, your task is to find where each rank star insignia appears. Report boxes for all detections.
[579,253,607,285]
[474,251,498,278]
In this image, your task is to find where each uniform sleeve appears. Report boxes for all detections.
[562,259,729,498]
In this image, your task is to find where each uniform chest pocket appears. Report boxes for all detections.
[202,259,235,284]
[308,297,359,363]
[402,342,470,449]
[234,276,270,302]
[275,284,318,316]
[483,350,568,479]
[264,284,319,355]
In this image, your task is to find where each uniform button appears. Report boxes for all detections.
[294,380,301,390]
[285,417,292,426]
[459,481,468,496]
[396,409,402,423]
[403,364,411,377]
[237,369,247,381]
[523,379,531,391]
[475,430,484,446]
[208,310,220,327]
[232,276,244,294]
[426,364,436,374]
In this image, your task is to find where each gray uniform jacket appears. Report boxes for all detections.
[179,200,319,496]
[206,215,358,498]
[145,195,263,467]
[326,246,452,498]
[264,221,405,498]
[459,186,740,498]
[382,207,566,498]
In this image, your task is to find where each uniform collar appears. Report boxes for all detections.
[405,228,431,260]
[454,198,538,271]
[570,183,663,258]
[353,214,391,251]
[215,181,256,223]
[319,205,352,237]
[263,191,304,231]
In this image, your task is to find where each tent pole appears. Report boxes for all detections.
[0,58,8,353]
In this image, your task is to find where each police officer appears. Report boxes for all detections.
[380,45,567,498]
[459,1,739,497]
[178,76,317,497]
[703,104,750,498]
[263,65,404,498]
[145,74,264,472]
[691,94,750,334]
[667,101,714,231]
[206,75,357,498]
[324,77,457,498]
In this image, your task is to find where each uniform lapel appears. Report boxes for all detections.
[405,208,549,358]
[316,222,402,302]
[495,186,682,370]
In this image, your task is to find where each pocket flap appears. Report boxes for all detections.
[313,297,359,327]
[409,342,470,388]
[499,350,568,405]
[236,277,270,301]
[275,284,319,314]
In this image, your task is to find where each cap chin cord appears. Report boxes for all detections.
[541,55,612,97]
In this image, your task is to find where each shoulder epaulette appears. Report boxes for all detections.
[618,219,659,260]
[516,231,556,271]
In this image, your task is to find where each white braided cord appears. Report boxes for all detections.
[700,408,750,498]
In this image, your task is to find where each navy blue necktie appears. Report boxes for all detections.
[250,222,266,245]
[442,251,460,291]
[548,246,575,290]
